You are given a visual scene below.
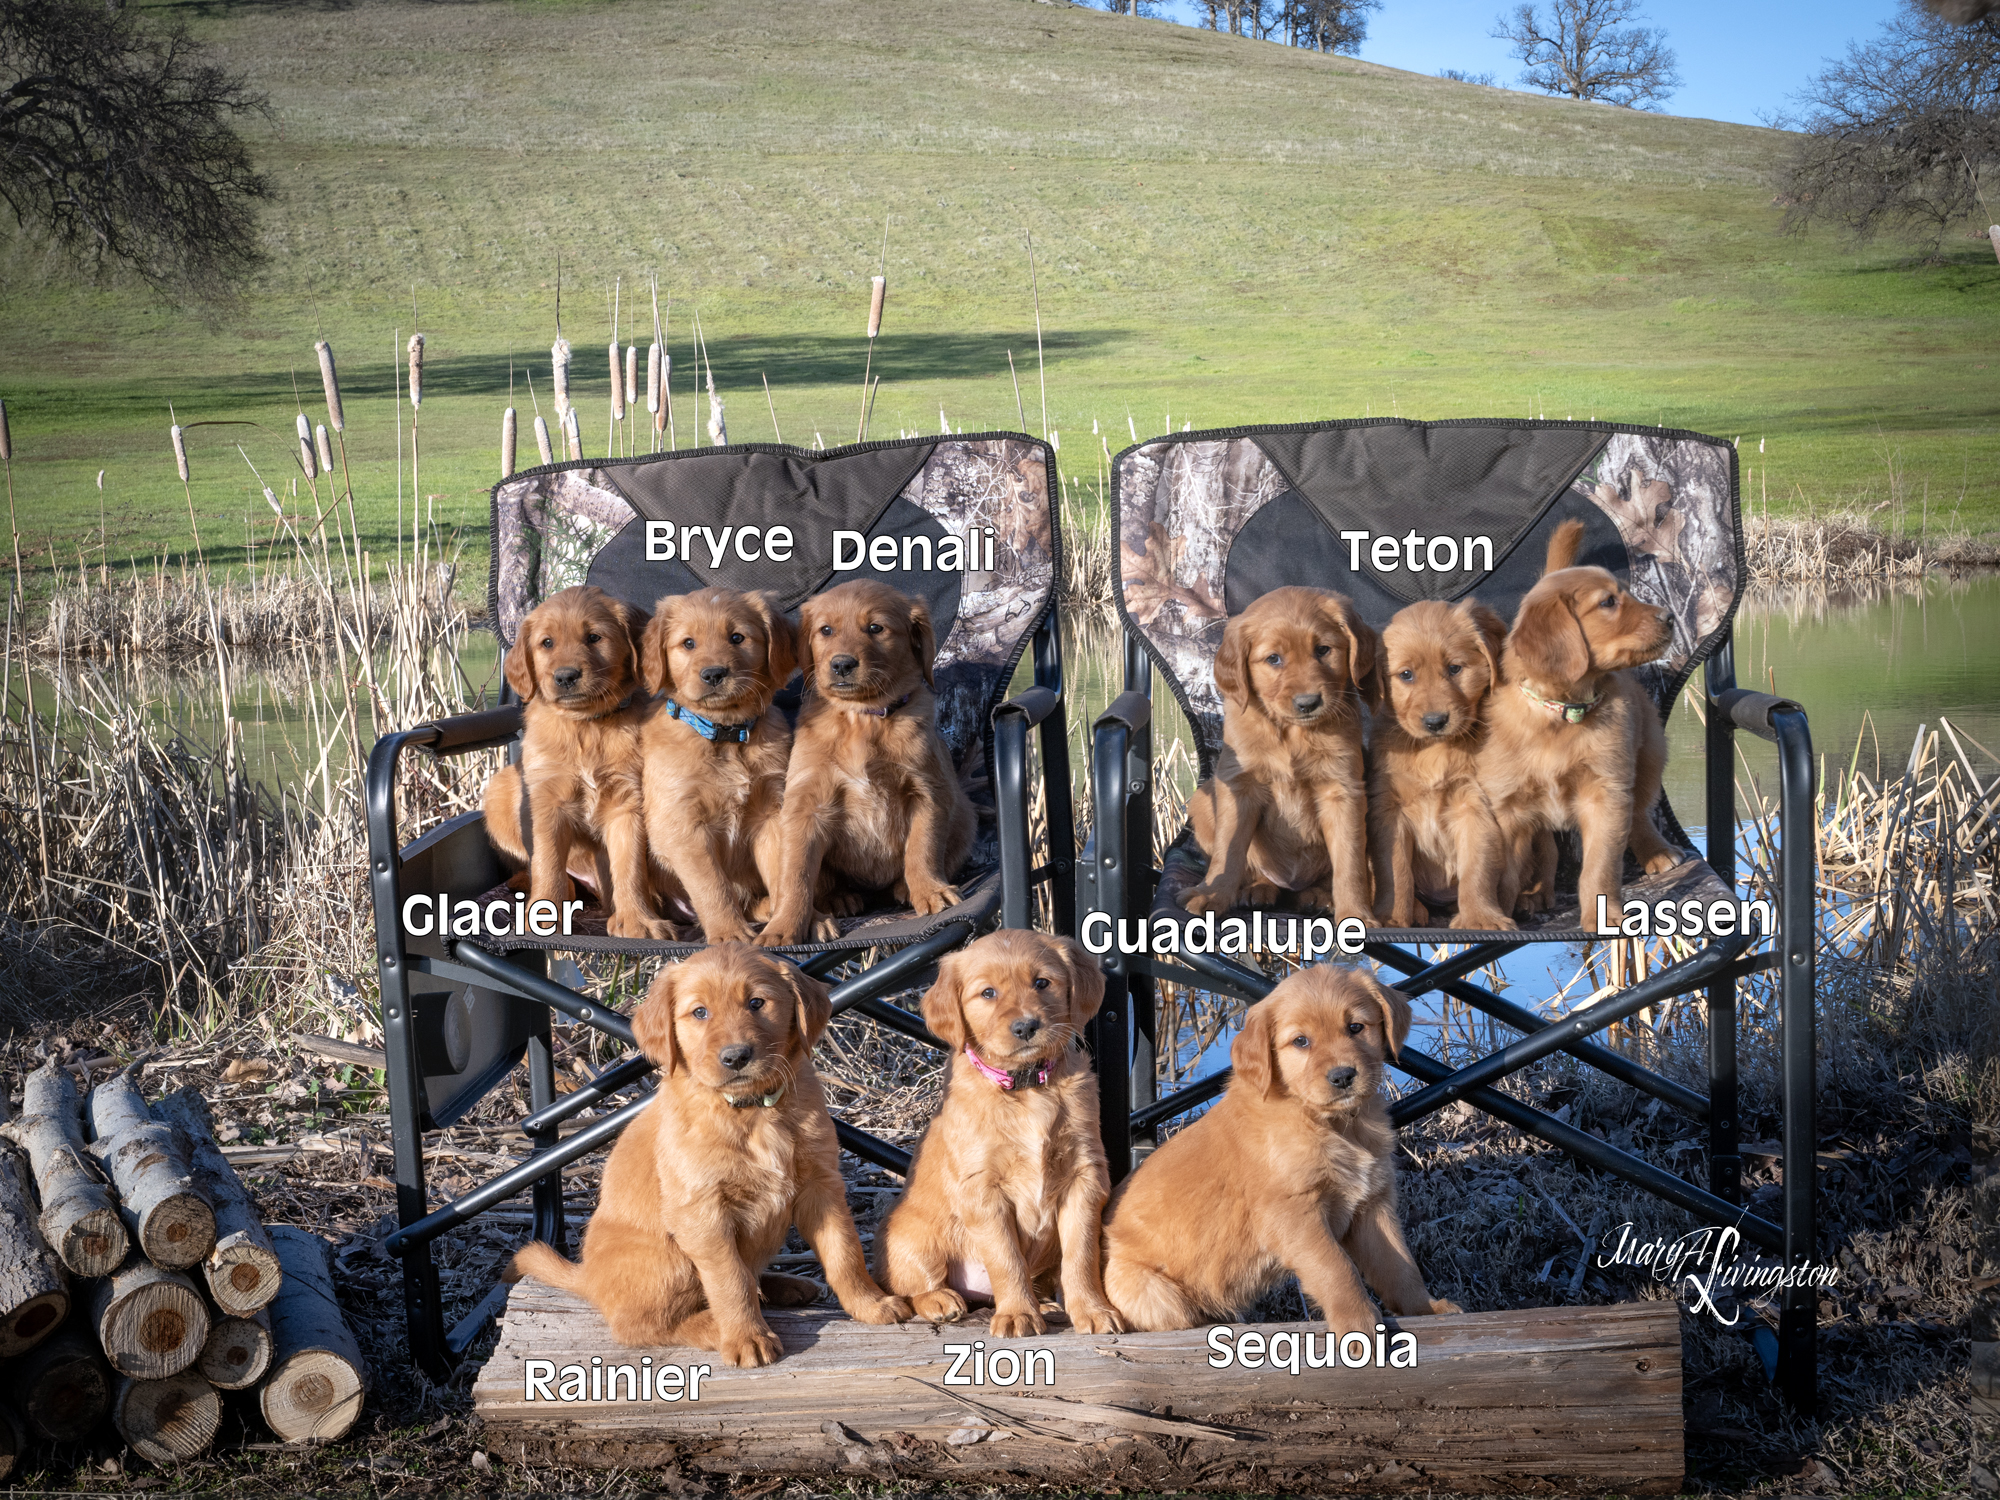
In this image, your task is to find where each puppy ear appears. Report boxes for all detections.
[1051,936,1106,1027]
[504,630,539,702]
[1342,605,1378,695]
[631,966,681,1075]
[1229,999,1279,1101]
[1212,612,1252,708]
[614,597,652,690]
[797,597,822,687]
[1360,969,1412,1061]
[782,962,834,1053]
[752,592,797,689]
[1509,588,1591,685]
[1465,600,1508,682]
[640,597,678,697]
[907,599,938,690]
[1544,517,1585,575]
[918,950,969,1051]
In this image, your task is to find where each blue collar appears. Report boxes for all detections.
[661,697,755,744]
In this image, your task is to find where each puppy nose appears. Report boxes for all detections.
[1292,692,1322,715]
[1326,1066,1357,1090]
[1421,712,1450,735]
[699,665,730,687]
[829,654,858,677]
[1010,1017,1042,1041]
[552,666,582,687]
[719,1043,754,1071]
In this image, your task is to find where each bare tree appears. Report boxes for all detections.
[1191,0,1378,54]
[1492,0,1681,110]
[1775,2,1998,259]
[1921,0,1998,22]
[0,0,269,295]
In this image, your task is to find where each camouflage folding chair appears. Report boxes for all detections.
[365,434,1075,1378]
[1081,420,1820,1411]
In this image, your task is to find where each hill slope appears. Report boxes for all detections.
[1,0,1993,584]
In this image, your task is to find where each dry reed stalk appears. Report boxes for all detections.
[313,343,344,433]
[625,344,639,413]
[501,408,517,479]
[315,425,333,474]
[646,344,661,420]
[170,426,189,484]
[294,415,317,481]
[550,338,571,416]
[562,408,582,461]
[405,334,423,412]
[607,339,623,423]
[533,415,554,467]
[1027,233,1048,436]
[855,275,886,442]
[867,275,887,339]
[763,372,783,445]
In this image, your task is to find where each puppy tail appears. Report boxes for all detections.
[1543,517,1585,575]
[508,1239,586,1291]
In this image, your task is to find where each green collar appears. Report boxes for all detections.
[1518,681,1601,724]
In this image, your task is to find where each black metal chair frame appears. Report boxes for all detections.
[1080,629,1820,1414]
[366,613,1077,1381]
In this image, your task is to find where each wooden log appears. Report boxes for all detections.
[0,1062,126,1277]
[474,1285,1684,1495]
[112,1370,220,1464]
[261,1226,367,1443]
[153,1089,281,1316]
[91,1260,208,1380]
[0,1398,22,1481]
[2,1320,111,1442]
[85,1070,214,1272]
[0,1089,68,1358]
[197,1307,273,1391]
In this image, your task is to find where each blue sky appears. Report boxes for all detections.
[1145,0,1910,127]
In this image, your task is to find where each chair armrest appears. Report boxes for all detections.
[1094,689,1152,736]
[1710,688,1802,744]
[408,705,525,756]
[993,684,1061,730]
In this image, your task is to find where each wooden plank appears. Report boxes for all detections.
[473,1284,1682,1494]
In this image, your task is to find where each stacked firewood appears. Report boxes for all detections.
[0,1063,368,1471]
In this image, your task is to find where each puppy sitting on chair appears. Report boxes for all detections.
[874,931,1123,1337]
[639,588,796,943]
[1182,587,1379,925]
[509,944,913,1365]
[1099,965,1459,1333]
[482,584,672,940]
[758,580,975,946]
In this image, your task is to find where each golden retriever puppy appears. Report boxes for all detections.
[639,589,796,943]
[483,585,671,940]
[1182,587,1378,924]
[1099,965,1458,1333]
[1366,599,1514,930]
[874,931,1122,1338]
[1479,519,1678,921]
[757,580,975,946]
[509,944,912,1365]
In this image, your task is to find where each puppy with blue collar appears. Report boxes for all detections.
[639,589,797,943]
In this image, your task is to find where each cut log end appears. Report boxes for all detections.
[209,1243,283,1317]
[0,1290,69,1360]
[113,1371,221,1464]
[56,1209,127,1279]
[261,1351,366,1443]
[94,1265,209,1381]
[5,1325,111,1443]
[198,1312,274,1392]
[139,1192,218,1271]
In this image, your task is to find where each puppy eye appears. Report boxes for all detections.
[1599,595,1618,610]
[819,624,834,636]
[1291,1034,1311,1049]
[585,633,601,645]
[866,622,884,635]
[1032,977,1050,990]
[690,1006,709,1021]
[729,632,745,645]
[1346,1021,1366,1036]
[981,986,998,999]
[1264,653,1283,667]
[539,636,554,649]
[1445,662,1463,677]
[1397,668,1415,682]
[745,996,765,1011]
[682,637,697,651]
[1313,644,1331,659]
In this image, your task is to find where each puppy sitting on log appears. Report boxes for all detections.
[1099,965,1459,1333]
[874,931,1122,1337]
[483,584,672,940]
[509,944,912,1365]
[1181,587,1379,924]
[758,580,974,946]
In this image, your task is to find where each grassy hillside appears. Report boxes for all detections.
[1,0,1994,593]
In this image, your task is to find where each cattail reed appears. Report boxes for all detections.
[316,424,334,472]
[608,339,624,421]
[868,275,887,338]
[646,343,662,416]
[625,344,639,410]
[0,398,11,462]
[551,338,572,415]
[707,380,727,447]
[315,341,345,432]
[534,414,554,466]
[296,413,318,479]
[407,334,425,410]
[563,408,582,461]
[502,408,518,479]
[171,425,190,483]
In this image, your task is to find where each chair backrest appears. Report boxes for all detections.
[490,434,1060,769]
[1113,420,1742,770]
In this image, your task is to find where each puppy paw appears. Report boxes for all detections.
[1067,1302,1124,1335]
[1451,909,1516,932]
[989,1308,1048,1339]
[1642,851,1679,875]
[828,890,867,917]
[1427,1298,1463,1316]
[907,883,961,916]
[719,1325,786,1368]
[912,1288,968,1324]
[811,910,845,941]
[607,911,675,941]
[748,895,776,921]
[1180,882,1233,916]
[847,1292,914,1325]
[1244,881,1282,907]
[756,917,807,947]
[758,1272,824,1307]
[702,917,757,945]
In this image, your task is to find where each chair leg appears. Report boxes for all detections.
[383,952,452,1380]
[522,953,566,1255]
[1707,973,1740,1204]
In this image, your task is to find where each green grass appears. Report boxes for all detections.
[1,0,1995,597]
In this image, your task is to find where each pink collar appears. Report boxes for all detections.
[964,1046,1050,1091]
